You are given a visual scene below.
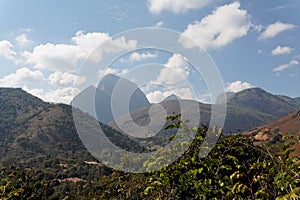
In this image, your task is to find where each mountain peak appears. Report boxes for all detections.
[73,74,150,123]
[227,86,297,122]
[163,94,180,101]
[238,87,267,94]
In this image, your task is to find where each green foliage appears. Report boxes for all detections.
[0,88,299,199]
[143,115,300,199]
[0,166,54,199]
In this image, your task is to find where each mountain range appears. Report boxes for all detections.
[0,74,299,166]
[0,75,299,199]
[101,77,300,136]
[72,74,300,138]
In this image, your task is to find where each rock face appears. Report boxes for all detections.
[72,74,150,123]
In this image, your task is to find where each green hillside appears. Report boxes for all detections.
[0,87,299,199]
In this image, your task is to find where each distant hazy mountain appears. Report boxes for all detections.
[72,74,150,123]
[110,87,300,136]
[109,98,211,138]
[277,95,300,108]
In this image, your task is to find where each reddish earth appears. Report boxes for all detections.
[243,110,300,156]
[244,110,300,137]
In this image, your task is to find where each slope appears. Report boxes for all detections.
[0,88,146,168]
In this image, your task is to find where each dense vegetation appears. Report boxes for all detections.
[0,88,299,199]
[1,119,299,199]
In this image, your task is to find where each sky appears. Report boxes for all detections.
[0,0,299,104]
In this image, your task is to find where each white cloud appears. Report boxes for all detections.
[271,46,294,55]
[71,31,111,51]
[128,52,157,63]
[15,34,32,46]
[48,71,86,86]
[146,90,166,103]
[226,81,254,93]
[155,53,189,85]
[23,31,137,72]
[273,60,299,73]
[23,86,80,104]
[0,67,45,87]
[72,31,137,63]
[0,40,16,60]
[98,67,129,78]
[155,21,164,27]
[23,43,81,72]
[148,0,211,14]
[259,22,296,40]
[179,2,250,50]
[273,64,289,73]
[145,53,192,103]
[290,60,299,65]
[146,87,193,103]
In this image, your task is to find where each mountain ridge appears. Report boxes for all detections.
[110,87,300,136]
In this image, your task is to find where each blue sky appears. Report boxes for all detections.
[0,0,299,104]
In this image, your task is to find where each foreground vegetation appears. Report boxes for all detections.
[1,117,300,200]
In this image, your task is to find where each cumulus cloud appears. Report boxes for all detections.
[128,52,157,63]
[179,2,250,50]
[23,86,80,104]
[71,31,111,51]
[259,22,296,40]
[146,87,193,103]
[148,0,211,14]
[15,34,33,46]
[72,31,137,63]
[23,43,81,72]
[155,53,189,85]
[273,60,299,73]
[226,81,254,93]
[0,40,16,60]
[145,53,192,103]
[271,46,294,55]
[98,67,129,78]
[0,67,45,87]
[48,71,86,86]
[23,31,137,72]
